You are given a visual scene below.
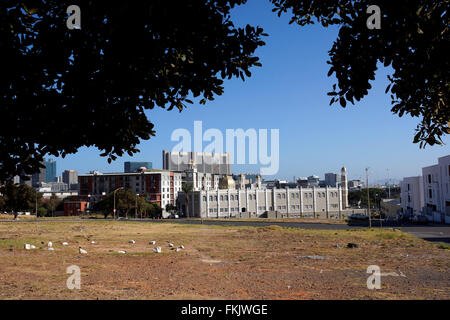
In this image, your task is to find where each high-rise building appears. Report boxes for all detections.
[31,162,46,187]
[162,150,231,175]
[45,159,56,183]
[124,161,152,173]
[62,170,79,190]
[324,173,341,187]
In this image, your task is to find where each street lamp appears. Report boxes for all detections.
[135,193,140,219]
[113,187,124,220]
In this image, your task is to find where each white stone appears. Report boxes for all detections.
[30,245,36,249]
[62,242,69,246]
[175,248,182,252]
[149,241,156,245]
[79,247,88,254]
[24,244,31,250]
[118,250,126,254]
[179,245,185,249]
[47,241,52,247]
[90,241,96,244]
[129,240,136,244]
[168,243,174,248]
[48,247,54,251]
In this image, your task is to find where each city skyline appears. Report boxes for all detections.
[50,0,448,183]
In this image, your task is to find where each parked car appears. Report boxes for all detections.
[412,214,428,224]
[348,213,369,220]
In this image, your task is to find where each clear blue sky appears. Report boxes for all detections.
[54,0,449,183]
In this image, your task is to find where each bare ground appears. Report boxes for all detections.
[0,220,448,300]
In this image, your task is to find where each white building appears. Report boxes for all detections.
[400,176,424,217]
[422,155,450,224]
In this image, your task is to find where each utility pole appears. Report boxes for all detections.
[366,168,371,228]
[387,168,391,199]
[113,187,124,220]
[135,193,138,219]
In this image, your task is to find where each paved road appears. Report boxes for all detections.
[127,219,450,243]
[2,218,450,243]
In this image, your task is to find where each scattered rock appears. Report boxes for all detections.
[175,248,182,252]
[129,240,136,244]
[62,242,69,246]
[333,244,341,248]
[347,243,358,248]
[149,241,156,245]
[153,246,162,253]
[47,241,53,247]
[48,247,55,251]
[30,245,36,249]
[296,255,325,260]
[90,241,96,244]
[118,250,127,254]
[179,245,185,249]
[24,244,31,250]
[168,243,174,248]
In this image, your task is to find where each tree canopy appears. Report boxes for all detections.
[1,1,448,182]
[272,0,449,146]
[0,1,265,182]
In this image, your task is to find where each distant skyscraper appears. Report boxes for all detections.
[325,173,341,187]
[45,159,56,183]
[31,161,46,187]
[124,161,152,173]
[162,150,231,175]
[62,170,79,190]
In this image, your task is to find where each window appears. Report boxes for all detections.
[230,195,234,201]
[407,184,410,191]
[428,175,432,183]
[225,195,228,201]
[428,189,432,199]
[209,196,213,201]
[220,195,224,201]
[282,194,286,199]
[203,196,207,201]
[277,194,281,199]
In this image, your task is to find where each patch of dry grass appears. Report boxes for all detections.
[0,220,448,300]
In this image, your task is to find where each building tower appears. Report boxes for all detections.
[256,174,262,189]
[185,160,198,190]
[239,174,245,190]
[341,166,348,208]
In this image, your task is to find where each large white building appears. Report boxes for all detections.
[178,166,354,219]
[400,176,424,217]
[422,155,450,224]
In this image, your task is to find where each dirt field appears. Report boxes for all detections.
[0,220,448,300]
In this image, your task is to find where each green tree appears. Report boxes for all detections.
[271,0,449,147]
[181,183,193,218]
[0,1,266,182]
[44,194,62,217]
[116,189,136,219]
[0,183,42,219]
[37,207,48,218]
